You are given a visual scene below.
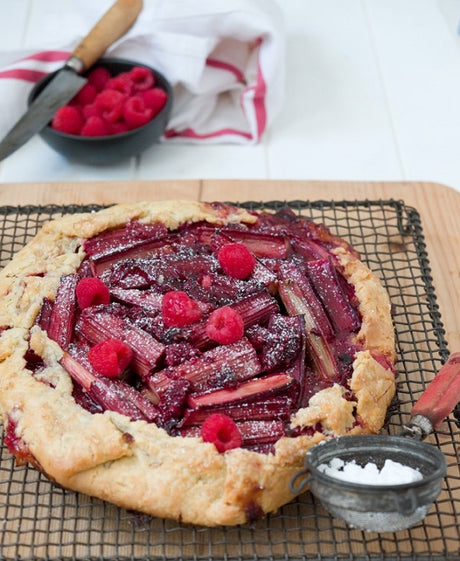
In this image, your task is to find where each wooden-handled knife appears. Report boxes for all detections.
[0,0,143,162]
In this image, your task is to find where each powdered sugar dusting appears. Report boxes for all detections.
[318,458,423,485]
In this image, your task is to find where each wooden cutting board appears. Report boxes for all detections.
[0,179,458,558]
[1,179,458,351]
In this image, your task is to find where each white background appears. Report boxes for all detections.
[0,0,459,193]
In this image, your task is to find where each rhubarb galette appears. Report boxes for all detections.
[0,200,396,526]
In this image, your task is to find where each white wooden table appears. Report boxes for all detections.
[0,0,460,193]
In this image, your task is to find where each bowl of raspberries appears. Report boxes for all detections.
[28,58,173,164]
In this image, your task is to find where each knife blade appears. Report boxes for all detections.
[0,0,143,162]
[0,69,86,162]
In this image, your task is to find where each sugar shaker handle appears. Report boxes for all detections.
[402,352,460,438]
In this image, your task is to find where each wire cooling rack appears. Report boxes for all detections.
[0,200,458,561]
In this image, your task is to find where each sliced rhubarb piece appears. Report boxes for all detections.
[232,291,280,326]
[187,373,295,409]
[24,348,45,373]
[193,273,265,307]
[251,208,296,229]
[119,305,162,339]
[284,316,310,407]
[101,251,217,291]
[76,306,165,378]
[104,378,160,421]
[305,220,360,259]
[179,397,291,427]
[148,337,261,395]
[306,258,361,333]
[89,239,172,276]
[197,226,290,259]
[257,209,360,259]
[278,263,333,339]
[278,263,339,380]
[245,324,269,351]
[61,352,158,422]
[259,314,303,372]
[83,220,168,258]
[250,261,278,292]
[110,286,163,311]
[223,227,290,259]
[47,274,79,349]
[164,342,201,367]
[149,251,219,286]
[72,383,104,414]
[290,236,330,262]
[179,426,201,438]
[35,297,53,332]
[236,420,285,447]
[155,378,191,429]
[101,259,153,289]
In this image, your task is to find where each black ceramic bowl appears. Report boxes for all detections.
[28,58,173,165]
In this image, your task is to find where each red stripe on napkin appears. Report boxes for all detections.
[250,62,267,138]
[21,50,70,63]
[206,58,245,83]
[164,127,253,140]
[0,68,48,83]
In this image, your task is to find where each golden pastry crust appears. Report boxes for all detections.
[0,200,396,526]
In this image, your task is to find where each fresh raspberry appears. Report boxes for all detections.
[95,89,126,123]
[81,102,101,120]
[76,277,110,309]
[129,66,155,91]
[81,116,111,137]
[217,243,256,279]
[139,87,167,115]
[206,306,244,344]
[72,82,97,106]
[122,96,153,129]
[88,338,133,378]
[110,120,130,135]
[162,291,203,328]
[51,105,83,135]
[87,66,111,91]
[105,74,133,97]
[200,413,242,453]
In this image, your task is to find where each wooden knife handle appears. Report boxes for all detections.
[71,0,143,71]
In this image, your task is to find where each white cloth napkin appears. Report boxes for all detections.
[0,0,285,144]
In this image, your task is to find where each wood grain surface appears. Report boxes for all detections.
[1,179,458,351]
[0,178,458,556]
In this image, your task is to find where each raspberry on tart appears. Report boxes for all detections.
[217,242,256,279]
[76,277,110,309]
[0,200,396,527]
[206,306,245,344]
[162,290,203,327]
[200,413,242,452]
[88,338,133,378]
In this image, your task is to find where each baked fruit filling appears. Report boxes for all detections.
[30,208,366,454]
